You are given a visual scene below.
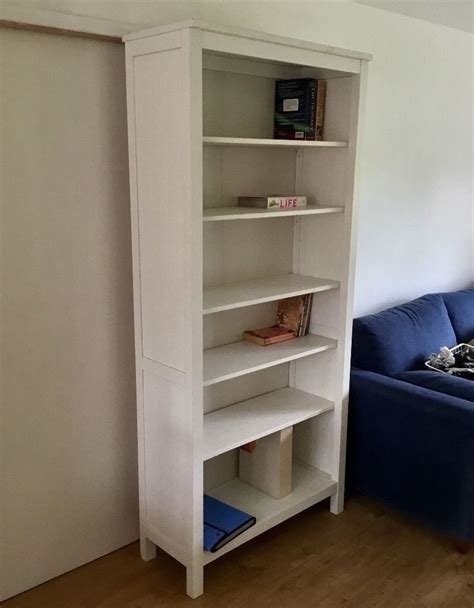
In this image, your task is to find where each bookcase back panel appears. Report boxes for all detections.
[204,302,277,349]
[203,147,297,209]
[293,412,334,476]
[323,76,352,142]
[222,148,297,204]
[301,148,348,207]
[204,364,289,415]
[292,348,337,402]
[204,450,238,491]
[203,60,353,140]
[203,218,294,287]
[203,68,274,139]
[309,289,340,340]
[297,213,345,282]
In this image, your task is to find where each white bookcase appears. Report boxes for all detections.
[123,20,370,598]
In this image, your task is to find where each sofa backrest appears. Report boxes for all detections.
[441,289,474,344]
[352,293,457,376]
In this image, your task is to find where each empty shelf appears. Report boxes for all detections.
[203,274,339,315]
[203,205,344,222]
[203,136,348,148]
[203,387,334,460]
[203,334,337,386]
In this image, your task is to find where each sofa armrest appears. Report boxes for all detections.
[348,368,474,541]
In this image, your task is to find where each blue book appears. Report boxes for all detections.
[203,495,256,552]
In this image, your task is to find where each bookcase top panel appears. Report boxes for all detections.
[123,20,372,63]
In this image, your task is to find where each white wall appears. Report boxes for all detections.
[0,28,139,600]
[12,0,470,316]
[0,0,472,599]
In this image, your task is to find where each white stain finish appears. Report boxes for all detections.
[203,136,348,148]
[203,387,334,460]
[124,20,370,598]
[203,273,339,314]
[203,204,344,221]
[204,334,337,387]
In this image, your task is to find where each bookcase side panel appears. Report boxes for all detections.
[131,45,189,371]
[142,368,202,565]
[330,66,368,514]
[125,29,204,572]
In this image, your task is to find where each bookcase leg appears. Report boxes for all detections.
[186,564,204,599]
[330,491,344,515]
[140,536,157,561]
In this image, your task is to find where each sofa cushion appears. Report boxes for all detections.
[352,294,457,376]
[441,289,474,344]
[395,370,474,403]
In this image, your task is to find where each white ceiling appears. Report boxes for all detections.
[356,0,473,33]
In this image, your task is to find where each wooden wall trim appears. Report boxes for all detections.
[0,19,122,43]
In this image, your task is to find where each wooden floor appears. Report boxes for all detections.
[4,496,473,608]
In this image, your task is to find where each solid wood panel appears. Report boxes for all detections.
[132,48,188,370]
[204,136,348,147]
[203,274,338,314]
[143,370,195,556]
[124,20,372,62]
[204,388,333,460]
[203,302,278,350]
[204,218,294,288]
[203,205,343,221]
[201,30,362,74]
[204,364,289,414]
[204,334,337,386]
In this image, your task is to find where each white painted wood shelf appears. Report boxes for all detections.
[204,462,337,564]
[203,205,344,222]
[124,19,369,598]
[203,136,348,148]
[203,274,339,315]
[204,334,337,386]
[203,387,334,461]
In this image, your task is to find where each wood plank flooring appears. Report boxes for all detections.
[3,496,473,608]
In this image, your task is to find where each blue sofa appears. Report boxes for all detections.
[348,289,474,543]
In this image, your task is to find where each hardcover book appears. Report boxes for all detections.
[276,294,313,337]
[238,195,307,209]
[243,326,296,346]
[243,294,313,346]
[315,80,327,141]
[203,495,256,552]
[274,78,316,140]
[274,78,327,141]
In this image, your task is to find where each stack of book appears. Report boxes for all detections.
[274,78,327,141]
[243,294,313,346]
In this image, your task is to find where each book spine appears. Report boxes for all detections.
[243,332,266,345]
[267,196,307,209]
[274,79,316,140]
[239,196,307,209]
[238,198,270,209]
[243,331,296,346]
[315,80,327,141]
[306,79,316,141]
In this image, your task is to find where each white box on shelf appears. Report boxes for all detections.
[239,427,293,499]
